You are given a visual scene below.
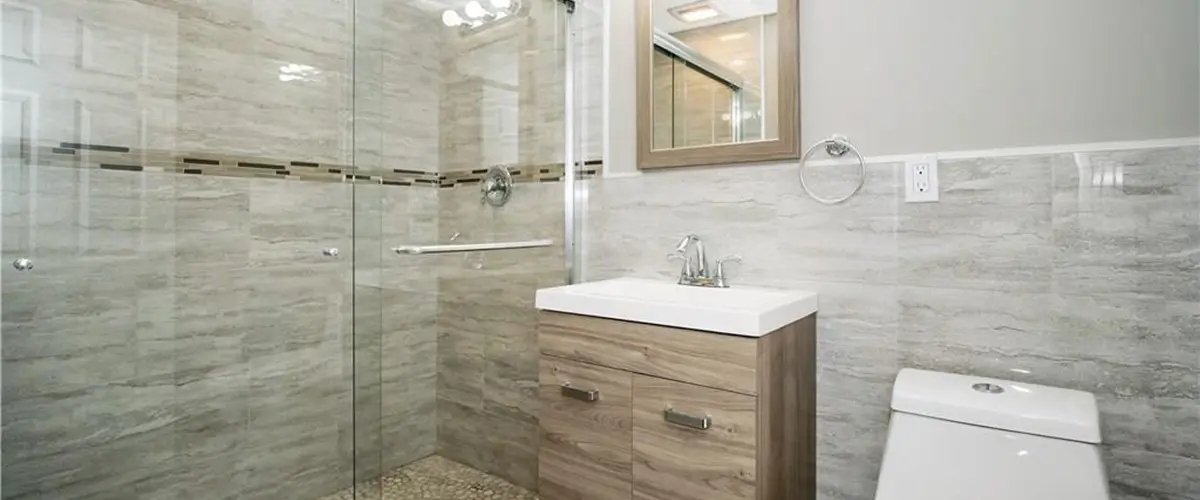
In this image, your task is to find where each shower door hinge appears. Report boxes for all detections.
[559,0,576,14]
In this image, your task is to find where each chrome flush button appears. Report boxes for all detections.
[972,382,1005,394]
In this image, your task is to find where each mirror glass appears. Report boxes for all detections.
[650,0,779,151]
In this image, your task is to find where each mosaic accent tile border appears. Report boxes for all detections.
[438,160,601,188]
[319,455,538,500]
[10,141,599,188]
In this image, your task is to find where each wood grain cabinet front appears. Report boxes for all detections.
[631,375,758,500]
[539,356,634,500]
[539,311,759,395]
[537,312,816,500]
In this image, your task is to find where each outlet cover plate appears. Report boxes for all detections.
[905,155,939,203]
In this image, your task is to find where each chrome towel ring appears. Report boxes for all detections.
[799,135,866,205]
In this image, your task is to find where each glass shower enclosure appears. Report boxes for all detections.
[0,0,575,498]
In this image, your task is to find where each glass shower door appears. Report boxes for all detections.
[2,1,358,499]
[347,0,574,498]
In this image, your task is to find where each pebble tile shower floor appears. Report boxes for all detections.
[320,456,539,500]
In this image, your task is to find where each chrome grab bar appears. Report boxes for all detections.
[392,239,553,255]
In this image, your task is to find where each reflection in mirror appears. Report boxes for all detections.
[651,0,778,150]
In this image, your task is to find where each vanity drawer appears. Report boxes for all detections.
[631,375,757,500]
[538,311,759,395]
[539,356,634,500]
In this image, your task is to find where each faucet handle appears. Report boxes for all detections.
[714,255,743,288]
[667,252,693,283]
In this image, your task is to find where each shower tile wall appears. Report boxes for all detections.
[433,183,567,491]
[431,0,569,489]
[2,0,443,499]
[2,167,349,499]
[438,1,567,173]
[581,146,1200,500]
[1,166,440,500]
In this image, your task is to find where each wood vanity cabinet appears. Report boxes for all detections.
[537,311,816,500]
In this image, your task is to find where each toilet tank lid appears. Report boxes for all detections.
[891,369,1102,444]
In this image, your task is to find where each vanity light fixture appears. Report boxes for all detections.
[442,0,521,33]
[668,1,722,23]
[442,9,465,27]
[464,1,488,19]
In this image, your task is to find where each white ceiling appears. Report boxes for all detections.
[653,0,777,33]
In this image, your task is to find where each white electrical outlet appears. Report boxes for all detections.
[905,155,939,203]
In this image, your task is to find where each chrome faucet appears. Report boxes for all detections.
[673,234,707,280]
[667,234,741,288]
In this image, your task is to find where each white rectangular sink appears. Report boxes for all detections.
[535,278,818,337]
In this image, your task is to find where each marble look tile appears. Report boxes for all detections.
[174,5,355,164]
[135,452,251,500]
[585,164,780,283]
[765,281,898,500]
[433,156,563,491]
[1,0,453,497]
[248,179,352,264]
[1105,448,1200,500]
[2,425,174,500]
[1051,147,1200,301]
[897,286,1199,399]
[897,155,1057,292]
[1049,295,1199,398]
[481,300,540,425]
[436,398,539,492]
[1099,396,1200,460]
[2,169,179,260]
[380,286,437,471]
[436,312,487,410]
[775,162,901,284]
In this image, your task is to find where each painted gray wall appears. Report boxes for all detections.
[800,0,1199,156]
[602,0,1200,174]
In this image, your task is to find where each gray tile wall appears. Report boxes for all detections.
[4,0,565,497]
[0,165,439,499]
[428,0,569,489]
[433,182,567,491]
[580,146,1200,500]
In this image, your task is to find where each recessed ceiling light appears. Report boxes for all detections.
[668,2,722,24]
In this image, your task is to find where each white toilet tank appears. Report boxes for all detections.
[874,369,1110,500]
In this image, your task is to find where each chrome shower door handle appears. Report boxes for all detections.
[322,248,340,257]
[12,258,33,271]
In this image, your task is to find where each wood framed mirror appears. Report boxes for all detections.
[636,0,799,170]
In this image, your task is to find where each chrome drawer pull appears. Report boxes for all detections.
[561,384,599,402]
[664,408,712,430]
